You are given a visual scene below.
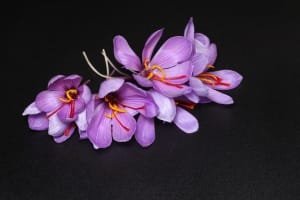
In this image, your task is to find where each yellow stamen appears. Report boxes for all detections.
[59,89,78,103]
[108,102,126,113]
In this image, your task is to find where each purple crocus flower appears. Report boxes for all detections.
[23,75,91,142]
[184,18,243,104]
[86,78,157,149]
[113,30,194,98]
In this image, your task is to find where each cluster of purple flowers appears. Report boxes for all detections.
[23,18,243,149]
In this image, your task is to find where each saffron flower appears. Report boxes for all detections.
[113,30,193,98]
[23,75,91,142]
[86,78,157,149]
[184,18,243,104]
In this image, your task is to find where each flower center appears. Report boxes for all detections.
[59,89,78,103]
[198,72,230,87]
[143,60,187,88]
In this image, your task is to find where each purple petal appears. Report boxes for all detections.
[64,74,82,88]
[79,130,88,140]
[142,29,164,62]
[191,54,209,76]
[57,98,85,122]
[184,91,200,103]
[98,77,125,98]
[87,107,112,149]
[133,74,153,87]
[76,110,87,131]
[148,90,176,122]
[35,90,64,112]
[79,85,92,104]
[184,17,195,41]
[117,82,147,98]
[48,75,65,87]
[152,80,191,98]
[53,125,75,143]
[162,61,192,84]
[113,35,142,71]
[28,113,49,131]
[194,33,210,48]
[150,36,193,68]
[48,114,68,136]
[112,112,136,142]
[207,43,217,65]
[210,70,243,90]
[199,97,212,104]
[207,87,234,105]
[120,98,157,118]
[135,115,155,147]
[189,77,209,96]
[174,107,199,134]
[23,102,41,116]
[86,96,103,123]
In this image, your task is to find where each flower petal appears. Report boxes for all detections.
[64,74,82,88]
[194,33,210,48]
[191,54,209,76]
[23,102,41,116]
[79,85,92,104]
[184,91,200,103]
[150,36,193,68]
[28,113,49,131]
[152,80,191,98]
[148,90,176,122]
[113,35,142,71]
[86,96,103,123]
[87,105,112,149]
[98,77,125,98]
[112,112,136,142]
[174,107,199,134]
[35,90,64,112]
[53,126,75,143]
[117,82,147,98]
[210,70,243,90]
[133,74,153,87]
[79,130,88,140]
[142,29,164,61]
[57,98,85,122]
[48,75,65,87]
[207,43,217,65]
[76,110,87,131]
[120,98,157,118]
[207,87,234,105]
[184,17,195,41]
[135,115,155,147]
[48,114,68,136]
[162,61,192,84]
[189,77,209,96]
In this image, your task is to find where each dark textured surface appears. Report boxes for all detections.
[3,2,300,200]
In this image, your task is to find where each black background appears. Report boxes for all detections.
[2,2,300,199]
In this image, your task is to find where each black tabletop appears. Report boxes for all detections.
[3,2,300,200]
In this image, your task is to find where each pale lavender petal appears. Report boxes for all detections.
[195,33,210,47]
[148,90,176,122]
[135,115,155,147]
[189,77,209,96]
[76,110,87,131]
[87,106,112,149]
[48,114,68,136]
[117,82,147,98]
[207,87,234,105]
[184,91,200,103]
[120,98,157,118]
[184,17,195,41]
[79,85,92,104]
[142,29,164,61]
[79,130,88,140]
[192,54,209,76]
[53,126,75,143]
[23,102,41,116]
[152,80,191,98]
[64,74,82,88]
[210,70,243,90]
[48,75,65,87]
[150,36,193,68]
[35,90,64,112]
[207,43,217,65]
[86,96,103,123]
[174,107,199,134]
[28,114,48,131]
[113,35,142,71]
[133,74,153,87]
[199,97,211,104]
[98,77,125,98]
[112,112,136,142]
[161,61,192,84]
[57,98,85,122]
